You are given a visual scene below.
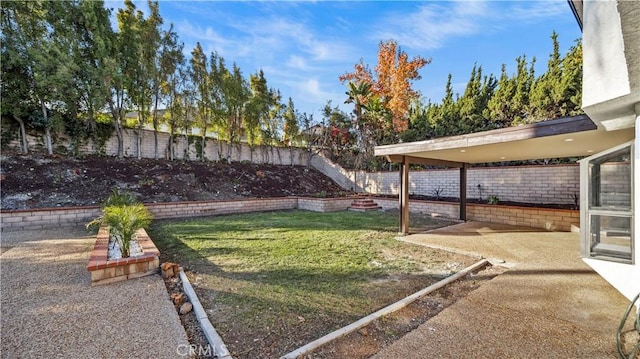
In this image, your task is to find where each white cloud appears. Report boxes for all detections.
[175,21,250,58]
[508,1,569,22]
[375,1,490,51]
[286,55,311,71]
[234,16,353,63]
[373,0,569,52]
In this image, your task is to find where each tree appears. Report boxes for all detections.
[487,64,516,128]
[340,39,430,132]
[160,26,185,160]
[400,99,434,143]
[457,65,496,133]
[246,69,270,149]
[430,74,460,137]
[320,101,354,165]
[68,1,115,155]
[282,97,299,147]
[261,89,284,146]
[487,56,536,127]
[189,42,211,161]
[1,1,35,153]
[344,81,371,169]
[103,0,144,158]
[1,1,73,155]
[299,112,320,168]
[559,40,583,116]
[528,31,582,122]
[221,62,250,161]
[144,1,165,159]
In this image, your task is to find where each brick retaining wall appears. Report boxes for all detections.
[0,197,298,232]
[1,196,578,233]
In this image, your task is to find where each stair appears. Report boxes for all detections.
[348,198,382,212]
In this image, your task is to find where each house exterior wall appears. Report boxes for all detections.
[579,0,640,303]
[582,0,630,110]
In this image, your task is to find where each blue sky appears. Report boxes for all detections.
[106,0,582,121]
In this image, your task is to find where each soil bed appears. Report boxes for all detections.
[0,153,350,210]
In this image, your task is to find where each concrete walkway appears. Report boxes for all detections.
[1,227,189,358]
[374,222,632,359]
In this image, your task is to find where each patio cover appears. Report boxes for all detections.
[374,115,635,234]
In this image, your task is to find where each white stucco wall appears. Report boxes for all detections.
[580,1,640,303]
[582,1,630,109]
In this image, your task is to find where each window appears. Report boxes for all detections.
[581,142,634,263]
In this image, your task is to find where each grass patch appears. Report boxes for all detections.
[150,209,473,358]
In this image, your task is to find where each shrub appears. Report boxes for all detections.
[87,190,152,257]
[101,203,152,257]
[103,189,137,207]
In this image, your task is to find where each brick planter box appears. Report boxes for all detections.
[87,227,160,286]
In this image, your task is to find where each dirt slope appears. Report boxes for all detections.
[0,154,350,210]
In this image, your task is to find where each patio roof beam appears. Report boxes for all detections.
[386,155,466,168]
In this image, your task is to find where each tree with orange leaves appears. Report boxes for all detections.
[339,40,430,133]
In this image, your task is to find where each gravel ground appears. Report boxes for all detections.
[1,227,190,359]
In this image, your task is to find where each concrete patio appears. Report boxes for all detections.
[373,221,634,359]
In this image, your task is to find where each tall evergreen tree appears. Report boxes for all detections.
[246,69,270,148]
[221,62,250,161]
[457,65,496,133]
[189,42,211,161]
[430,74,460,137]
[144,1,165,159]
[1,1,74,155]
[282,97,299,147]
[529,31,565,122]
[159,24,184,160]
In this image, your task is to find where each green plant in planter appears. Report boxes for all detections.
[103,189,137,207]
[87,189,137,232]
[101,204,152,258]
[487,195,500,205]
[86,190,152,258]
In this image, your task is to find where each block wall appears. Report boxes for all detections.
[1,196,579,233]
[9,129,309,166]
[311,155,581,206]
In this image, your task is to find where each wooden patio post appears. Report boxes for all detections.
[460,163,467,221]
[399,156,410,235]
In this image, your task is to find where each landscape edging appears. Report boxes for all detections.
[178,268,233,359]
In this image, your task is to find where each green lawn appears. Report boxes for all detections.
[149,209,472,358]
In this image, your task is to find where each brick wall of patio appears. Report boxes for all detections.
[311,155,581,206]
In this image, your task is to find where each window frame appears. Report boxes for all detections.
[580,141,635,264]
